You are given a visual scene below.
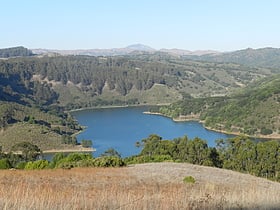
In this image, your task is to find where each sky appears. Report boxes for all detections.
[1,0,280,51]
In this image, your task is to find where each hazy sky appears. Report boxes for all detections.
[1,0,279,51]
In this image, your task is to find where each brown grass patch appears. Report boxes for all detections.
[0,163,279,209]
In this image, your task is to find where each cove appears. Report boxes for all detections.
[71,106,231,157]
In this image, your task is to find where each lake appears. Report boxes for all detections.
[71,106,231,157]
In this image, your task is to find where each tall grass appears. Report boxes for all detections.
[0,167,279,209]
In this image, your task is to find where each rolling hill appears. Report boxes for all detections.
[0,162,279,209]
[183,47,280,70]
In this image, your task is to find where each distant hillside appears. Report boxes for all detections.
[158,74,280,138]
[32,44,155,56]
[31,44,218,57]
[0,46,34,58]
[183,47,280,71]
[31,45,280,70]
[0,54,273,109]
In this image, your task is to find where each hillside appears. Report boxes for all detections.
[31,44,155,56]
[157,74,280,138]
[183,47,280,70]
[0,54,273,108]
[0,162,279,209]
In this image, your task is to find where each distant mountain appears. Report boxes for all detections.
[32,44,219,57]
[22,45,280,70]
[126,44,155,51]
[32,44,156,56]
[159,48,219,56]
[0,46,34,58]
[183,47,280,70]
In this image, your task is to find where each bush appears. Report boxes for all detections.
[0,158,12,169]
[16,162,27,169]
[260,127,273,135]
[24,160,49,170]
[81,140,93,148]
[49,153,66,168]
[65,153,92,162]
[92,156,126,167]
[183,176,196,184]
[54,153,93,168]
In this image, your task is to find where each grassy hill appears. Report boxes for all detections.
[0,101,82,151]
[0,162,279,209]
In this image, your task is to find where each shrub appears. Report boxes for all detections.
[54,153,93,168]
[15,162,27,169]
[81,140,92,148]
[0,158,11,169]
[24,160,49,170]
[49,153,66,168]
[260,127,273,135]
[183,176,196,184]
[93,156,126,167]
[64,153,92,162]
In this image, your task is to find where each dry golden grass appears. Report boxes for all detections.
[0,162,279,209]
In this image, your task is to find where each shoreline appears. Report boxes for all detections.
[144,111,280,140]
[43,146,95,154]
[68,103,169,113]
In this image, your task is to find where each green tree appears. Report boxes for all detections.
[81,139,93,148]
[0,158,11,169]
[11,142,41,161]
[140,134,163,156]
[101,148,121,158]
[24,160,49,170]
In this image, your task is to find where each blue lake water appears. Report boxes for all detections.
[71,106,231,157]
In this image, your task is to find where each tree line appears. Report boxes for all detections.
[0,135,279,182]
[128,134,280,181]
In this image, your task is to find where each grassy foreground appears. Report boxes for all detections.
[0,162,279,209]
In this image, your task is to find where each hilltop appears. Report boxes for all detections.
[0,162,279,209]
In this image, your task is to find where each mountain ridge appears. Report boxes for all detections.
[31,44,221,56]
